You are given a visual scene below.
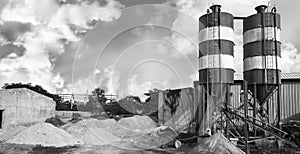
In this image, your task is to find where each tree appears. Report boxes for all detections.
[92,88,107,104]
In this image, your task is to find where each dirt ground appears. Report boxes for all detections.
[0,143,191,154]
[1,140,299,154]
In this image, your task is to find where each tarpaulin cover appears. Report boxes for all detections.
[189,132,245,154]
[196,83,230,135]
[158,88,195,133]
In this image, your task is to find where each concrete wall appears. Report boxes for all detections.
[0,88,55,129]
[54,111,92,118]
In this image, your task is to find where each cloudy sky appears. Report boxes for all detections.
[0,0,299,100]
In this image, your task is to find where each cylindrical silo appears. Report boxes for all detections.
[198,5,234,135]
[243,5,281,104]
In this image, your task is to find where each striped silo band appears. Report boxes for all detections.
[199,40,234,57]
[199,26,234,43]
[243,27,281,45]
[199,68,235,83]
[199,54,234,70]
[244,55,281,71]
[199,12,234,30]
[244,69,281,84]
[243,40,281,58]
[243,13,281,32]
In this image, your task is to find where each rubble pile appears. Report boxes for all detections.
[6,123,82,147]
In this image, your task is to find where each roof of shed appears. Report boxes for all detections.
[234,72,300,81]
[281,72,300,80]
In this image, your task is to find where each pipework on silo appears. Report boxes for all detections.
[198,4,234,136]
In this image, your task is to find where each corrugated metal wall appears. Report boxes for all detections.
[230,80,300,123]
[281,81,300,122]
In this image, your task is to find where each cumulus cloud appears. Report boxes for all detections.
[128,73,168,101]
[281,42,300,72]
[63,65,121,98]
[0,0,124,92]
[101,65,121,95]
[160,32,197,58]
[169,0,270,18]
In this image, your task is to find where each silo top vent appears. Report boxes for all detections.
[255,5,268,13]
[210,4,221,13]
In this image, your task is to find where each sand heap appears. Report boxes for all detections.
[80,118,117,129]
[6,123,82,147]
[0,126,27,142]
[63,116,159,146]
[64,123,121,145]
[109,115,158,138]
[189,132,245,154]
[117,115,157,131]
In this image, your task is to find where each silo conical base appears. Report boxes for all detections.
[248,84,277,105]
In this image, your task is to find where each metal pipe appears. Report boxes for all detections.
[259,6,268,92]
[272,7,281,128]
[205,9,210,135]
[253,83,257,136]
[243,80,250,154]
[234,16,246,20]
[226,84,230,137]
[217,4,224,134]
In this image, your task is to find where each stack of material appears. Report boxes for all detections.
[189,132,245,154]
[6,123,82,147]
